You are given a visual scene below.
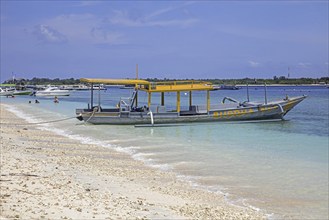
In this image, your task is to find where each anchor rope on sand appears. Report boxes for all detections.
[0,115,79,126]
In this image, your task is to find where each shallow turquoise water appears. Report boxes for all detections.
[1,86,328,219]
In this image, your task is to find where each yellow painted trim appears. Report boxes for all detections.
[217,108,255,118]
[260,106,277,111]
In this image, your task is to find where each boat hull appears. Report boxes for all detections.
[35,91,70,96]
[76,96,306,125]
[0,90,32,96]
[13,90,33,95]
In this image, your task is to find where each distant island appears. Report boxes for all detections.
[2,76,329,86]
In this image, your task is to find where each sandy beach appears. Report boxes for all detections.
[0,104,266,219]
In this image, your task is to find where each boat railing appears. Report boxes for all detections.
[119,97,131,112]
[180,104,244,114]
[156,105,166,113]
[193,105,208,114]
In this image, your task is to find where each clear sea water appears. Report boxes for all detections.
[1,86,328,219]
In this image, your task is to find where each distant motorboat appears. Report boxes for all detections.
[92,84,107,90]
[0,88,14,96]
[213,85,240,90]
[35,86,70,96]
[60,84,107,90]
[13,90,33,95]
[120,84,135,89]
[60,84,90,90]
[0,87,32,96]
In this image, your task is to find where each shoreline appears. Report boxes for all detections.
[235,84,328,87]
[0,104,266,219]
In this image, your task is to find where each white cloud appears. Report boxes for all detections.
[248,61,260,68]
[109,5,199,28]
[297,62,312,68]
[40,13,126,45]
[90,27,124,45]
[28,2,198,46]
[75,1,102,7]
[145,6,177,20]
[33,24,67,44]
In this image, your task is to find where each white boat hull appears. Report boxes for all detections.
[35,91,70,96]
[35,87,70,96]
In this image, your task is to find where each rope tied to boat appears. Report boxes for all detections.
[0,115,79,126]
[84,106,99,124]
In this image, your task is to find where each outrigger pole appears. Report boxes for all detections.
[98,83,101,109]
[264,82,268,104]
[247,83,250,102]
[135,64,138,107]
[90,83,94,109]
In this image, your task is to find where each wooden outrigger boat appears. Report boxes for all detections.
[76,78,306,125]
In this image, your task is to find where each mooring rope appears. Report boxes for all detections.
[84,107,99,124]
[1,106,101,126]
[0,115,79,126]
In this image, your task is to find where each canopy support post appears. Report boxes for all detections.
[177,91,180,112]
[189,91,192,107]
[98,84,101,110]
[247,83,250,102]
[135,64,139,107]
[90,83,94,109]
[264,83,268,104]
[148,92,152,108]
[135,88,138,107]
[161,92,165,106]
[207,90,210,112]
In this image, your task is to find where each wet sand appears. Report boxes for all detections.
[0,104,266,219]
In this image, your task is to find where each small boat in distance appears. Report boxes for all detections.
[213,84,240,90]
[59,84,90,90]
[0,88,14,96]
[34,86,70,96]
[0,87,32,96]
[76,78,306,125]
[59,84,107,91]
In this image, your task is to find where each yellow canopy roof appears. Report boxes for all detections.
[141,81,213,92]
[80,78,213,92]
[80,78,150,85]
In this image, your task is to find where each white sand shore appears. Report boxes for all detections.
[0,104,266,219]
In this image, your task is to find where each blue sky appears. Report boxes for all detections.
[1,1,328,81]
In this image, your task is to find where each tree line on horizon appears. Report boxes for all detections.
[2,76,329,85]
